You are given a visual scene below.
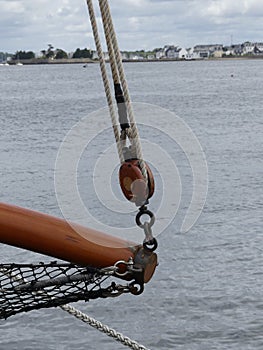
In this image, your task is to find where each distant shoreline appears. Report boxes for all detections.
[7,55,263,65]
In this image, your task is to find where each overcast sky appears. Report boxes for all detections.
[1,0,263,53]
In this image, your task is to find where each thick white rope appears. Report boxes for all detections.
[86,0,124,163]
[98,0,148,183]
[98,4,128,153]
[99,5,119,85]
[60,304,150,350]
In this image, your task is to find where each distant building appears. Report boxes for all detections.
[178,48,187,59]
[212,49,224,58]
[224,44,243,56]
[156,49,165,59]
[185,48,194,60]
[194,44,223,51]
[193,47,209,58]
[147,54,155,60]
[232,44,243,56]
[253,45,263,55]
[165,45,179,58]
[193,44,223,59]
[241,41,263,55]
[242,41,254,55]
[129,53,144,60]
[0,52,14,62]
[92,51,109,60]
[255,42,263,51]
[162,45,187,59]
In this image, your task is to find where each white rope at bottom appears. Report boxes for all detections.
[60,304,150,350]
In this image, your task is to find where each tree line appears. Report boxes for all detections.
[12,45,93,60]
[10,44,161,61]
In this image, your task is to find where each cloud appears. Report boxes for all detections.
[0,0,262,53]
[204,0,263,17]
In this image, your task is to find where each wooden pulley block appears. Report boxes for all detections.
[119,159,155,206]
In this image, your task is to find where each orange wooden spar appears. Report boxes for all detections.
[0,202,157,283]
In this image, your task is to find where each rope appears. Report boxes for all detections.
[86,0,148,182]
[60,304,150,350]
[99,4,119,85]
[98,0,130,158]
[85,0,124,163]
[98,0,148,184]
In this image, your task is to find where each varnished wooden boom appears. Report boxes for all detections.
[0,202,157,282]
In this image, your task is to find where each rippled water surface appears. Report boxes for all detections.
[0,60,262,349]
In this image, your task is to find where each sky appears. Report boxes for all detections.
[0,0,263,53]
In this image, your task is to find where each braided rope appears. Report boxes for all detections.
[99,5,119,85]
[98,0,130,154]
[98,0,148,183]
[86,0,124,163]
[60,304,150,350]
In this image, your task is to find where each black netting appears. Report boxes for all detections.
[0,262,113,319]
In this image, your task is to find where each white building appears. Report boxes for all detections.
[255,42,263,51]
[178,48,187,59]
[162,45,187,59]
[156,50,165,59]
[242,42,255,55]
[91,51,109,60]
[129,53,144,60]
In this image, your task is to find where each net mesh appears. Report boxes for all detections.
[0,262,115,319]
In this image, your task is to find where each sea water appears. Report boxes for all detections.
[0,60,262,349]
